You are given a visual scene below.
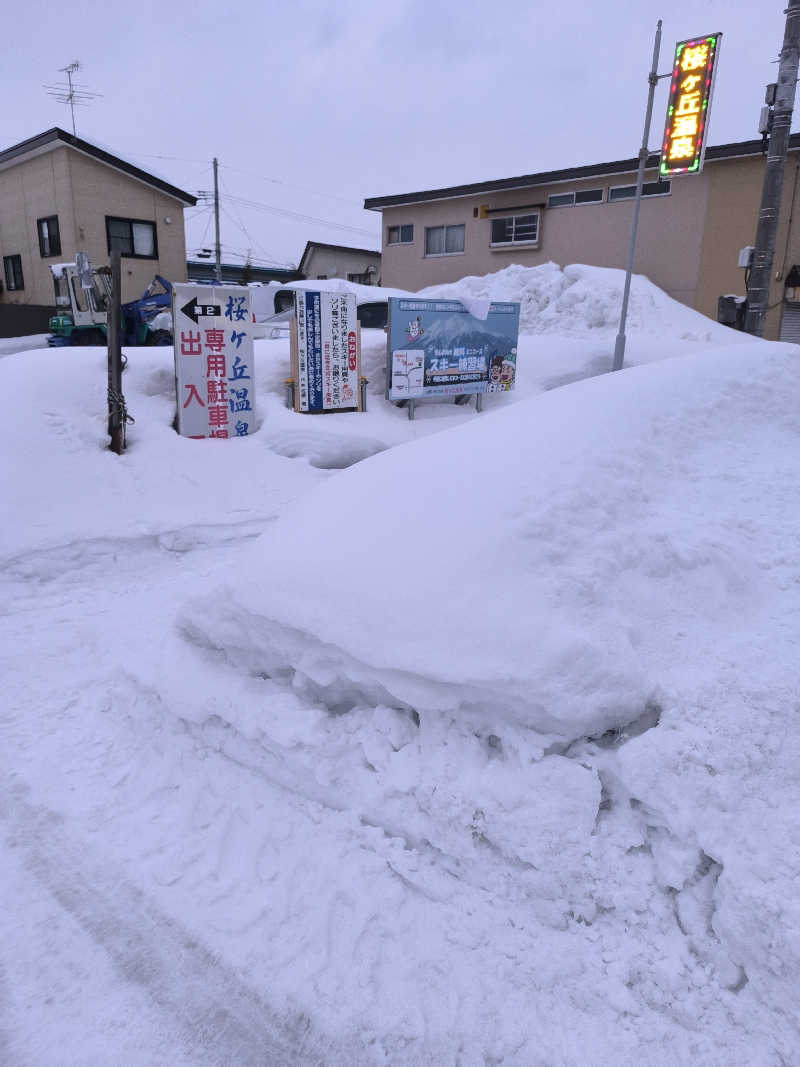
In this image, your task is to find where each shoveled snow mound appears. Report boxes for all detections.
[182,335,794,745]
[176,336,800,1054]
[420,262,745,342]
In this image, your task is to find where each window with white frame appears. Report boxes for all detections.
[546,188,604,208]
[609,180,671,202]
[490,213,539,246]
[387,224,414,245]
[425,224,465,256]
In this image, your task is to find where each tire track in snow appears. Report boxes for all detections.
[0,785,369,1067]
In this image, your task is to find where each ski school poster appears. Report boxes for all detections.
[386,298,521,401]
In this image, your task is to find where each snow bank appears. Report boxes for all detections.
[0,333,50,358]
[420,262,744,342]
[182,335,789,746]
[174,332,800,1056]
[7,266,800,1064]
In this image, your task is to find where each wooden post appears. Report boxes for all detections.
[107,249,125,453]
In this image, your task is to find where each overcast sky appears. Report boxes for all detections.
[3,0,792,270]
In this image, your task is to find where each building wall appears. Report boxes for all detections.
[66,149,188,302]
[303,246,380,283]
[0,145,189,307]
[0,146,77,306]
[695,152,800,341]
[379,168,710,309]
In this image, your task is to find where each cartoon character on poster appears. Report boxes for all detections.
[487,353,504,392]
[500,356,516,391]
[406,315,424,342]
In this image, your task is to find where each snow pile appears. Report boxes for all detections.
[183,339,790,743]
[0,333,50,357]
[4,264,800,1065]
[420,262,743,342]
[175,335,800,1058]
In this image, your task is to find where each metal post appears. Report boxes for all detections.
[65,63,77,135]
[359,376,368,411]
[285,377,295,410]
[476,393,483,413]
[213,156,222,283]
[613,20,663,372]
[107,249,125,454]
[408,399,415,421]
[744,1,800,337]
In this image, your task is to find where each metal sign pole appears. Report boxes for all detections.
[613,20,663,372]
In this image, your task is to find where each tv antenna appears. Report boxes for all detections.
[44,61,102,135]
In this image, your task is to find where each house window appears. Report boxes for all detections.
[490,213,539,246]
[387,224,414,245]
[106,216,157,258]
[609,180,671,202]
[3,255,24,291]
[37,216,61,257]
[424,224,465,256]
[547,189,604,208]
[347,271,373,285]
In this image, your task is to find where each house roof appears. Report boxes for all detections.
[0,128,197,206]
[187,260,299,283]
[363,136,795,211]
[298,240,381,273]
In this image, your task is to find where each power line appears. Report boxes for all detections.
[221,192,379,240]
[124,150,210,165]
[220,174,296,268]
[219,162,364,208]
[184,205,213,222]
[220,205,294,268]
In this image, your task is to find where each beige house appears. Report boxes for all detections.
[365,137,800,342]
[299,241,381,285]
[0,127,196,318]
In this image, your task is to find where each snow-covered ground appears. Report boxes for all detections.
[2,264,798,1065]
[0,332,50,358]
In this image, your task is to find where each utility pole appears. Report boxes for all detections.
[213,156,222,283]
[613,21,663,372]
[744,1,800,337]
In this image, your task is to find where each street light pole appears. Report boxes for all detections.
[613,20,663,372]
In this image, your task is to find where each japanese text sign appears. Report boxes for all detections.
[386,298,520,401]
[294,291,360,412]
[660,33,722,177]
[172,283,255,439]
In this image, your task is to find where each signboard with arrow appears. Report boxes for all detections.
[172,283,256,439]
[180,296,222,323]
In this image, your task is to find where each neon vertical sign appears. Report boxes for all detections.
[660,33,722,177]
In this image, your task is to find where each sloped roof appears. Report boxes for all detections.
[0,128,197,206]
[299,240,380,274]
[363,136,794,211]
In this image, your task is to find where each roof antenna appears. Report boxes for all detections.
[44,61,102,135]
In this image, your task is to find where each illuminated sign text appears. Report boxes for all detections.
[660,33,722,177]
